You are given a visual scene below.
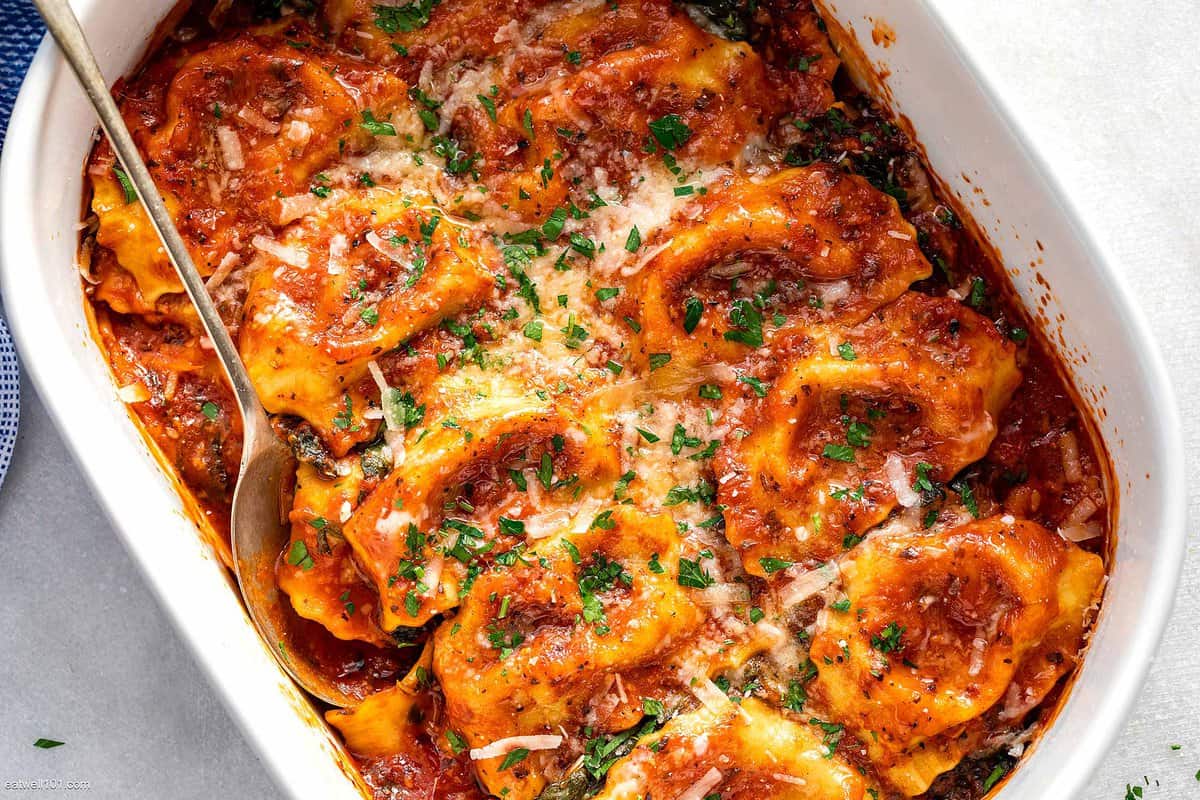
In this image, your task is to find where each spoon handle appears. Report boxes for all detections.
[33,0,270,431]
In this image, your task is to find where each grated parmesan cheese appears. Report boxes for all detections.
[778,562,840,607]
[117,382,149,403]
[885,453,921,508]
[215,126,245,170]
[469,734,562,761]
[251,235,308,268]
[676,767,723,800]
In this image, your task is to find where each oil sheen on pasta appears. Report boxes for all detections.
[79,1,1111,799]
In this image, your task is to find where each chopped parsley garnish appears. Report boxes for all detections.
[832,484,866,502]
[967,276,987,308]
[359,109,396,136]
[871,621,905,653]
[498,517,525,536]
[613,470,636,501]
[846,421,873,448]
[569,232,596,258]
[783,680,807,712]
[486,625,524,659]
[982,763,1008,792]
[499,747,529,770]
[759,557,793,574]
[504,246,542,313]
[432,135,478,175]
[822,443,855,463]
[373,0,439,34]
[542,207,568,239]
[286,540,314,571]
[677,556,715,588]
[578,553,632,627]
[590,510,617,530]
[642,697,665,719]
[445,730,467,755]
[636,427,660,444]
[670,423,701,455]
[723,299,764,347]
[789,53,822,72]
[477,94,497,122]
[837,342,857,361]
[648,114,693,150]
[683,297,703,334]
[404,591,420,616]
[332,394,359,431]
[738,374,769,397]
[664,481,713,506]
[950,476,981,518]
[808,718,844,757]
[407,93,440,133]
[443,519,486,563]
[912,461,936,494]
[113,167,136,204]
[560,315,589,349]
[561,539,582,564]
[624,226,642,252]
[384,389,425,430]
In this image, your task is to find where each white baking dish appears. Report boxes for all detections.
[0,1,1185,798]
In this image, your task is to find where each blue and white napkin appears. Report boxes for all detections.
[0,0,44,487]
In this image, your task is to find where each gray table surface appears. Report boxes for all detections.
[3,1,1199,798]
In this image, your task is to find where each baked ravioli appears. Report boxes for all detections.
[80,1,1111,798]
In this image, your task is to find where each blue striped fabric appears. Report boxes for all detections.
[0,1,45,135]
[0,0,42,486]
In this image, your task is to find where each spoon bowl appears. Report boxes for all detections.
[232,414,358,707]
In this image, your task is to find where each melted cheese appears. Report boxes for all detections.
[595,697,873,800]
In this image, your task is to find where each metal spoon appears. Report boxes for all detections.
[35,0,353,707]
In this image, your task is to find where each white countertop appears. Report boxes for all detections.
[2,1,1198,798]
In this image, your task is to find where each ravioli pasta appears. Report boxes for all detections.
[81,1,1110,799]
